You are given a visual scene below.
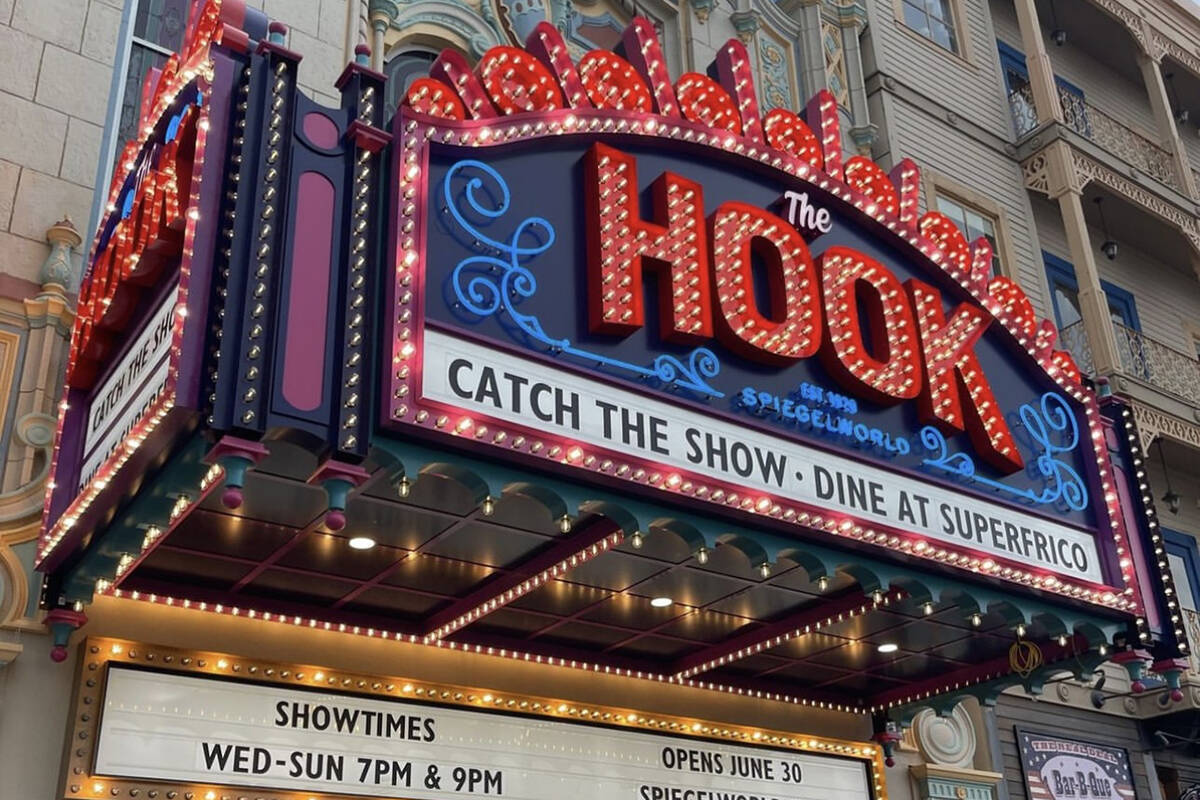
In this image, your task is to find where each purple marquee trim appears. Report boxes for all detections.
[302,112,340,150]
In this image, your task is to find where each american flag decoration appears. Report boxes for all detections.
[1017,730,1136,800]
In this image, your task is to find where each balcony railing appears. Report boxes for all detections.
[1008,84,1181,191]
[1058,322,1200,406]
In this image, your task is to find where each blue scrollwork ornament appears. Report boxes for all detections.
[443,159,724,399]
[919,392,1088,511]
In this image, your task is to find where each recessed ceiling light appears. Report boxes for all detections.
[650,596,673,608]
[877,642,899,654]
[348,536,376,550]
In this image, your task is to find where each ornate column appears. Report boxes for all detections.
[1042,143,1121,375]
[1012,0,1062,126]
[4,219,78,493]
[367,0,394,72]
[793,0,827,103]
[1137,48,1198,198]
[907,707,1004,800]
[837,3,876,154]
[344,0,364,66]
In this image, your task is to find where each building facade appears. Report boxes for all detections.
[0,0,1197,799]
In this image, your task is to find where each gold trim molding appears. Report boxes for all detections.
[63,637,888,800]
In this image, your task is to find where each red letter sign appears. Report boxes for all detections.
[819,246,922,403]
[906,279,1024,473]
[710,201,821,363]
[584,143,712,342]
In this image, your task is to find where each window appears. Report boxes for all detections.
[1043,253,1141,331]
[922,172,1014,277]
[1164,529,1199,614]
[90,0,191,235]
[384,50,439,121]
[997,41,1091,137]
[935,194,1002,275]
[901,0,959,53]
[120,1,190,149]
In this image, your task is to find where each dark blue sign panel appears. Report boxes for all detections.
[386,114,1131,605]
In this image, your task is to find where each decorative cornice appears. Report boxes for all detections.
[1071,149,1200,253]
[909,764,1005,785]
[690,0,717,22]
[826,0,868,28]
[731,9,761,42]
[1090,0,1148,54]
[1131,401,1200,451]
[385,1,501,59]
[1022,152,1052,197]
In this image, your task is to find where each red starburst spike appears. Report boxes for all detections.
[710,201,821,363]
[584,143,713,342]
[675,73,742,135]
[819,246,922,403]
[526,22,591,109]
[577,50,652,112]
[919,211,971,283]
[475,45,565,115]
[987,275,1037,342]
[889,158,921,234]
[763,108,822,169]
[431,49,496,119]
[966,236,994,296]
[803,89,842,179]
[714,38,762,144]
[905,278,1024,474]
[844,156,899,218]
[619,17,680,117]
[1032,318,1058,362]
[403,77,467,120]
[1051,349,1082,385]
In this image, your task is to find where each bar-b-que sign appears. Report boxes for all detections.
[1015,730,1136,800]
[386,23,1135,606]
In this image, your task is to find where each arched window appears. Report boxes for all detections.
[385,49,439,120]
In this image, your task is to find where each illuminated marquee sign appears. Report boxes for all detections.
[95,666,872,800]
[387,22,1138,609]
[39,0,222,562]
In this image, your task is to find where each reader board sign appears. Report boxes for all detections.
[1015,730,1136,800]
[423,330,1103,582]
[95,666,872,800]
[78,287,177,491]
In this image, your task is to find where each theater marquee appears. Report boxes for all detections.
[68,640,882,800]
[384,24,1139,610]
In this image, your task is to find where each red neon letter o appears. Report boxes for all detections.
[710,201,821,364]
[819,246,922,403]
